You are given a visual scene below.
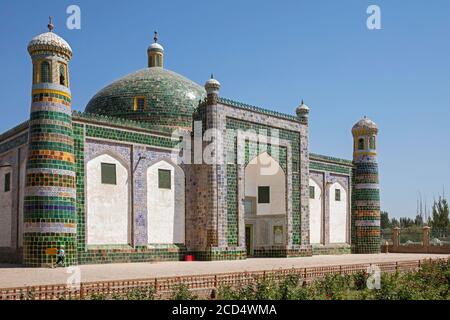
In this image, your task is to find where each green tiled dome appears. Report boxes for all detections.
[85,67,206,129]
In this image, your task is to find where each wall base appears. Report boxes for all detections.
[0,247,23,264]
[189,247,247,261]
[312,244,351,255]
[77,244,186,265]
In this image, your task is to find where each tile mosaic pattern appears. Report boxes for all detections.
[352,119,381,257]
[23,48,77,266]
[85,68,206,130]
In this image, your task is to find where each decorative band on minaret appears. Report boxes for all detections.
[351,116,381,254]
[24,19,77,267]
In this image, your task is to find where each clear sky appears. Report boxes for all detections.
[1,0,449,219]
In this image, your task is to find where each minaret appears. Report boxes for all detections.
[24,18,77,267]
[148,31,164,68]
[204,74,221,105]
[296,101,311,248]
[351,116,380,254]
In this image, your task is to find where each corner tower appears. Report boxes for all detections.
[351,117,380,254]
[24,18,77,267]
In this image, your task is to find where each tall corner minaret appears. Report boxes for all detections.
[24,17,77,267]
[351,116,381,254]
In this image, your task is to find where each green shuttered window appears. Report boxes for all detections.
[335,189,341,201]
[101,163,117,185]
[258,186,270,204]
[4,172,11,192]
[158,169,171,189]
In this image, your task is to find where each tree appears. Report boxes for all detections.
[380,211,391,229]
[399,217,414,228]
[391,218,400,228]
[414,214,424,226]
[430,197,449,235]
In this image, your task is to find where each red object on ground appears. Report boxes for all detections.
[185,255,194,262]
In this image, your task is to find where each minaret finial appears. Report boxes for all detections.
[48,16,54,32]
[154,31,158,43]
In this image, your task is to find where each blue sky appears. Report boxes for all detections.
[1,0,449,219]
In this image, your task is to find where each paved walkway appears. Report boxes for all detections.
[0,253,448,289]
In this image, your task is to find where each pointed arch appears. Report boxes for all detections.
[309,178,323,244]
[40,61,51,83]
[244,151,286,215]
[86,152,131,245]
[329,181,348,243]
[147,159,185,244]
[0,162,13,247]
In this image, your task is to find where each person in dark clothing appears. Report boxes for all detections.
[56,245,65,267]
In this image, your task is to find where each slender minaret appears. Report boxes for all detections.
[24,18,77,267]
[352,116,381,254]
[148,31,164,68]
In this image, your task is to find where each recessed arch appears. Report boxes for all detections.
[40,61,51,83]
[86,153,131,245]
[147,159,185,244]
[0,163,13,247]
[309,178,323,244]
[245,151,286,216]
[329,181,348,243]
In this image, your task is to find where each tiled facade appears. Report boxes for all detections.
[0,26,381,267]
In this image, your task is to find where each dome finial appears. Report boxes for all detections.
[154,31,158,43]
[48,16,54,32]
[211,73,214,79]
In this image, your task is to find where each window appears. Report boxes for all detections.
[369,136,376,149]
[158,169,171,189]
[59,64,66,86]
[244,197,256,215]
[4,173,11,192]
[292,160,299,173]
[258,186,270,204]
[358,138,365,150]
[273,226,284,245]
[335,189,341,201]
[33,63,37,84]
[156,55,161,67]
[309,186,315,199]
[40,61,51,83]
[134,97,146,112]
[101,163,117,185]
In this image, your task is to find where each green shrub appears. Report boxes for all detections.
[170,283,197,300]
[126,287,155,300]
[217,284,239,300]
[277,273,301,300]
[352,271,369,291]
[89,292,107,300]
